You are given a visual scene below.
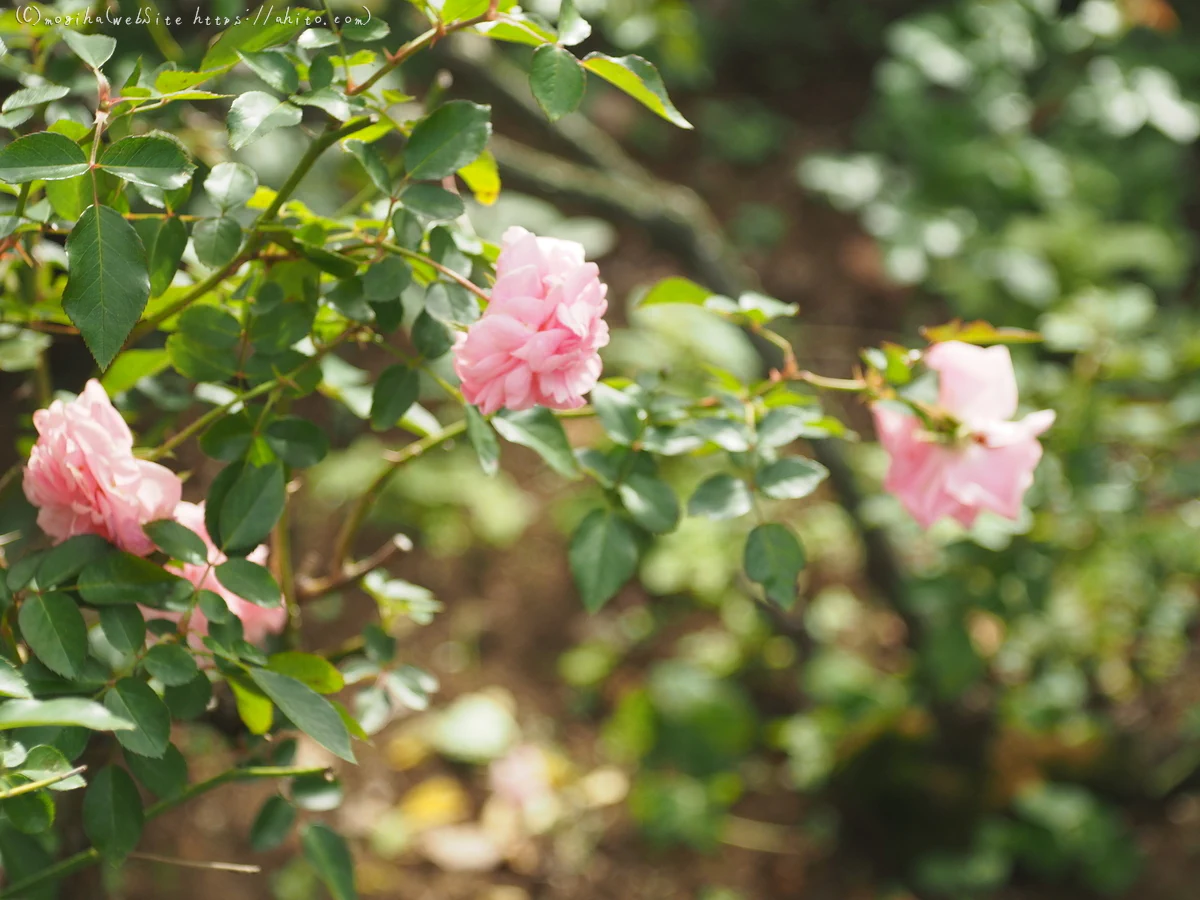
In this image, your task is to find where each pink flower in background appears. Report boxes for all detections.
[873,341,1055,530]
[489,744,553,810]
[23,380,181,556]
[151,501,287,645]
[453,226,609,415]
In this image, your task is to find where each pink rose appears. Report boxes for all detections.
[149,501,287,645]
[23,380,182,556]
[872,341,1055,529]
[453,226,609,415]
[489,744,552,809]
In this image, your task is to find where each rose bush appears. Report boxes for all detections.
[0,2,1054,896]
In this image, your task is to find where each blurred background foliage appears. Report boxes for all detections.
[5,0,1200,897]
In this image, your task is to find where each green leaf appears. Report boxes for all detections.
[61,30,117,69]
[0,658,32,700]
[1,85,70,113]
[638,276,712,308]
[464,405,499,476]
[0,698,133,732]
[756,457,829,500]
[45,172,91,219]
[391,206,424,249]
[424,282,479,325]
[265,416,329,468]
[36,534,112,588]
[167,334,239,383]
[0,828,53,900]
[22,744,85,791]
[736,291,796,323]
[124,743,187,800]
[100,135,195,190]
[268,652,344,695]
[530,45,586,122]
[154,68,226,93]
[134,216,188,298]
[302,823,358,900]
[569,509,639,613]
[743,523,805,609]
[0,132,89,184]
[250,795,296,851]
[193,215,243,268]
[104,678,171,758]
[99,606,146,656]
[474,13,558,46]
[229,674,274,734]
[202,7,307,69]
[178,304,242,349]
[100,349,171,394]
[618,473,680,534]
[201,412,256,461]
[493,407,579,478]
[163,672,213,721]
[557,0,592,46]
[144,519,209,566]
[688,474,753,520]
[215,558,281,608]
[204,161,259,211]
[400,183,464,221]
[403,100,492,181]
[591,383,642,445]
[228,91,303,150]
[291,772,343,810]
[216,461,287,555]
[412,310,453,359]
[581,53,692,128]
[143,643,199,686]
[18,592,87,680]
[63,204,151,370]
[238,49,300,94]
[249,668,355,762]
[342,18,390,41]
[2,786,54,834]
[757,405,830,447]
[363,256,412,302]
[83,766,144,862]
[79,552,188,607]
[370,364,420,431]
[345,139,392,194]
[309,53,334,91]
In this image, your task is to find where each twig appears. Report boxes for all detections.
[298,533,411,602]
[128,853,260,875]
[380,241,491,303]
[346,1,499,97]
[0,766,86,801]
[328,421,468,577]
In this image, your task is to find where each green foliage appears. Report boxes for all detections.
[0,0,1092,896]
